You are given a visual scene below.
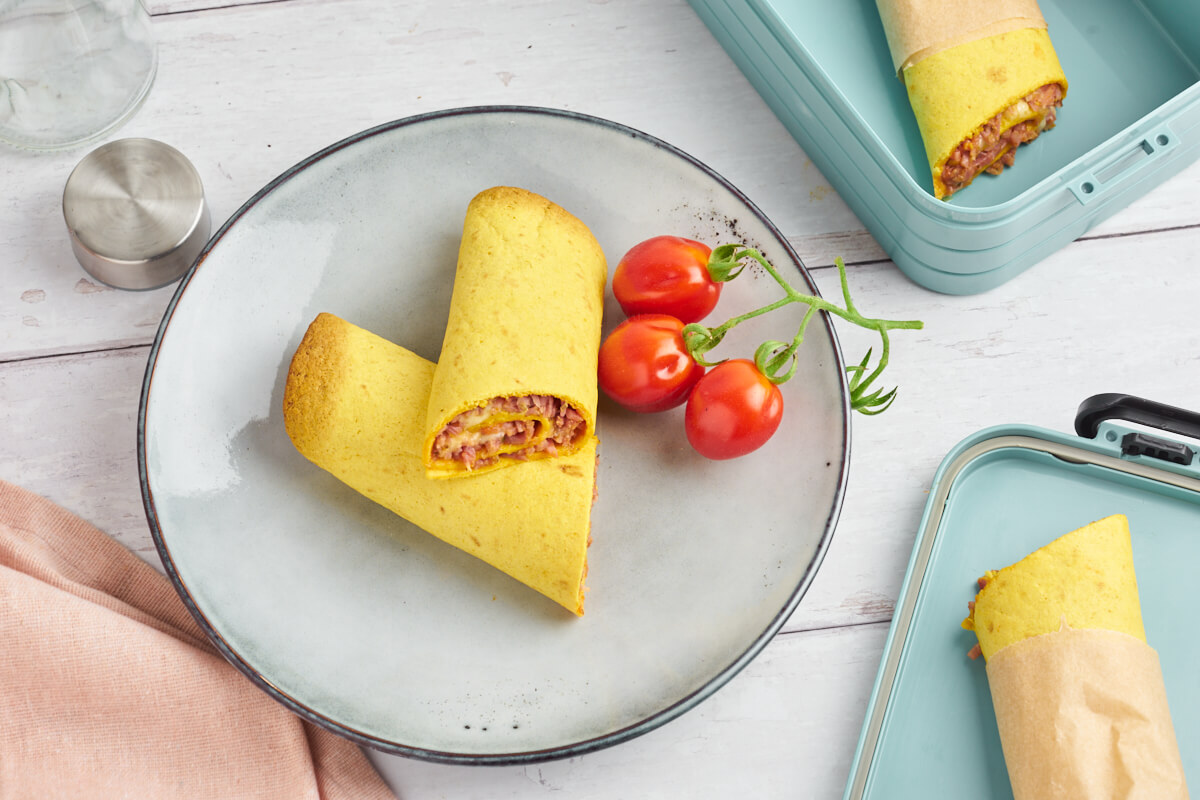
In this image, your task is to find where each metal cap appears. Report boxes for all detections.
[62,138,210,291]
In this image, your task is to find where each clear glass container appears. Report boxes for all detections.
[0,0,157,150]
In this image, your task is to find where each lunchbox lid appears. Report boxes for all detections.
[843,394,1199,798]
[688,0,1200,293]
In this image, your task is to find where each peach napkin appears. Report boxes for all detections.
[0,479,396,799]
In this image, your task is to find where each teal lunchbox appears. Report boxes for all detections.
[843,394,1198,798]
[687,0,1200,294]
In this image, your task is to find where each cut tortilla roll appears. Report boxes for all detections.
[423,186,607,479]
[876,0,1068,199]
[961,515,1188,799]
[283,312,596,616]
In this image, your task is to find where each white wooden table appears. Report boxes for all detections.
[3,1,1198,797]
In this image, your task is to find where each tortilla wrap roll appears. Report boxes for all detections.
[876,0,1068,199]
[961,515,1188,799]
[283,313,596,616]
[423,186,607,479]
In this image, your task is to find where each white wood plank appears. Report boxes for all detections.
[367,622,888,800]
[0,0,838,360]
[0,347,156,560]
[5,0,1199,362]
[0,341,893,797]
[149,0,279,14]
[0,343,891,797]
[784,224,1200,632]
[6,223,1199,633]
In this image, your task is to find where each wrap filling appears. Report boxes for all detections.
[430,394,588,472]
[940,81,1064,197]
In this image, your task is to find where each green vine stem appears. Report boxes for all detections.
[681,245,924,415]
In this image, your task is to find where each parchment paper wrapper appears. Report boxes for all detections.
[283,313,595,616]
[875,0,1047,74]
[987,626,1189,800]
[423,186,607,479]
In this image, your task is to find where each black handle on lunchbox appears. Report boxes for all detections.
[1075,394,1200,439]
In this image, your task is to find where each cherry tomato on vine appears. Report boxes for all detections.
[684,359,783,459]
[597,314,706,413]
[612,236,720,324]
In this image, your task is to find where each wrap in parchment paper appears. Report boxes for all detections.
[423,186,607,479]
[961,515,1189,799]
[875,0,1068,198]
[283,313,596,616]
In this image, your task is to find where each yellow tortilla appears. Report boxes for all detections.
[962,514,1145,661]
[283,312,595,615]
[423,186,607,479]
[904,26,1068,198]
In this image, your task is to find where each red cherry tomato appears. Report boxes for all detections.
[684,359,784,459]
[597,314,706,413]
[612,236,720,324]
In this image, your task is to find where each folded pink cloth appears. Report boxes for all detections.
[0,479,396,799]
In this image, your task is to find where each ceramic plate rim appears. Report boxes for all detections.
[136,104,851,765]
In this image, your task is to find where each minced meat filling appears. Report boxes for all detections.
[940,82,1065,197]
[431,394,587,471]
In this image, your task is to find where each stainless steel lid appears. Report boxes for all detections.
[62,138,210,290]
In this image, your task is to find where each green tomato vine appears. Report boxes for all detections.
[680,245,923,415]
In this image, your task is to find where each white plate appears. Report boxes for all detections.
[139,106,850,764]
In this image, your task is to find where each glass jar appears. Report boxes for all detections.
[0,0,157,150]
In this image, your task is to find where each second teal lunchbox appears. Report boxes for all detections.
[842,394,1198,798]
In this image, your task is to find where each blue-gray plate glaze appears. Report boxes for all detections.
[138,106,850,764]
